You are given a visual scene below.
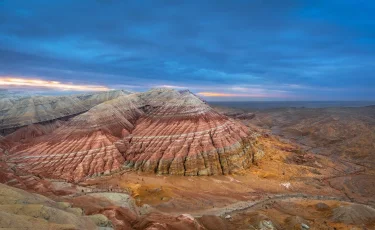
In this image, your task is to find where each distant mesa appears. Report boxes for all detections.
[1,88,255,181]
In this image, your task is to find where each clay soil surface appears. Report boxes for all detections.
[64,130,375,229]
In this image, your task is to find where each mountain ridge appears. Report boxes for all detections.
[2,88,256,181]
[0,90,130,133]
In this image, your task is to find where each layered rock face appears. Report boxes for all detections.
[6,94,144,181]
[120,89,253,176]
[4,89,254,181]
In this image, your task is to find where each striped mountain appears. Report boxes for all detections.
[2,89,255,181]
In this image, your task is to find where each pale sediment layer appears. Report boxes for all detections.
[0,90,129,131]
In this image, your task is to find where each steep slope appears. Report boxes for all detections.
[120,89,253,176]
[2,91,144,181]
[5,89,254,181]
[7,94,143,181]
[0,90,129,133]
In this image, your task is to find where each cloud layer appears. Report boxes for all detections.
[0,77,109,91]
[0,0,374,100]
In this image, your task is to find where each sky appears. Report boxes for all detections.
[0,0,374,101]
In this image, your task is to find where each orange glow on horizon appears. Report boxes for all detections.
[0,77,110,91]
[197,92,266,97]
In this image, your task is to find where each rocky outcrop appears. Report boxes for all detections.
[0,183,107,229]
[4,88,254,181]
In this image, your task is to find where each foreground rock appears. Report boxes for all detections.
[0,183,107,229]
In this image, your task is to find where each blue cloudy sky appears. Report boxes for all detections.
[0,0,374,100]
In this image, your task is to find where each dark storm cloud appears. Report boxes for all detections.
[0,0,374,100]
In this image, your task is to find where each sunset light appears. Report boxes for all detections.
[198,92,268,97]
[0,77,110,91]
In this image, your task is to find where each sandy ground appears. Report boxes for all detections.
[49,133,375,229]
